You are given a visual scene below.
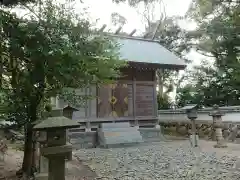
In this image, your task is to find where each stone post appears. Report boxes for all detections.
[182,104,199,147]
[209,104,227,148]
[190,118,198,146]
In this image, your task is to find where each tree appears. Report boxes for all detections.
[111,12,127,27]
[1,0,125,176]
[176,0,240,107]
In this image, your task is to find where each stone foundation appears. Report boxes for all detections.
[69,131,97,149]
[69,128,163,148]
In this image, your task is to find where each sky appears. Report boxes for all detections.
[76,0,196,33]
[73,0,204,67]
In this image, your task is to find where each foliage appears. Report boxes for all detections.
[1,0,124,121]
[157,92,172,110]
[176,61,240,107]
[0,0,156,7]
[113,0,157,6]
[0,0,125,175]
[176,0,240,107]
[111,12,127,26]
[0,0,34,6]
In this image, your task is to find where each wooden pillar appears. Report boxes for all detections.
[133,77,137,126]
[153,70,158,117]
[88,86,92,117]
[56,96,60,109]
[157,69,164,97]
[85,87,91,131]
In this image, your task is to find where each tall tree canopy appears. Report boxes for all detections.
[1,0,125,176]
[176,0,240,107]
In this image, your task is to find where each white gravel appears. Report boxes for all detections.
[75,141,240,180]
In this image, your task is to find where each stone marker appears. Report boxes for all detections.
[98,122,143,148]
[209,105,227,148]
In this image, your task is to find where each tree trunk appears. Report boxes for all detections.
[22,124,34,177]
[32,132,39,173]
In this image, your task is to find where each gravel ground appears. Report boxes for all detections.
[74,140,240,180]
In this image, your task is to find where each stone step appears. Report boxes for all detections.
[98,123,143,148]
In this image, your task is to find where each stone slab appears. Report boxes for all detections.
[98,123,143,148]
[69,131,97,149]
[139,127,165,142]
[100,122,130,129]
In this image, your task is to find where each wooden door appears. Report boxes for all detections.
[97,83,129,118]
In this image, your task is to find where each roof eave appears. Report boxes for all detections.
[128,61,186,70]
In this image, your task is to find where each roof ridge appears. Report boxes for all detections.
[105,33,160,43]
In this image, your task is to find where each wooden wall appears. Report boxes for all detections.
[97,67,157,118]
[56,67,158,121]
[56,85,97,119]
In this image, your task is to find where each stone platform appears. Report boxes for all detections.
[68,123,163,149]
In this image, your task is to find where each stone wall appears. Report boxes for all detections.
[158,106,240,142]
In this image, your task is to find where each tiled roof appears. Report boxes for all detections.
[112,35,186,69]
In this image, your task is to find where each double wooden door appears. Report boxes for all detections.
[97,83,129,118]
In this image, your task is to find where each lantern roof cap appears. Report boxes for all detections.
[33,116,80,130]
[63,104,79,111]
[181,104,198,111]
[209,104,224,117]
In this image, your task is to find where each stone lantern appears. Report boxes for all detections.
[63,104,79,119]
[182,104,199,147]
[209,105,227,148]
[33,116,80,180]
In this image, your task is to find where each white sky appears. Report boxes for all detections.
[73,0,203,67]
[77,0,196,33]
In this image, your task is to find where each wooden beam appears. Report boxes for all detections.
[99,24,107,32]
[129,29,136,36]
[114,27,122,34]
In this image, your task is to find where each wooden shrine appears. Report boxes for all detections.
[53,34,186,130]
